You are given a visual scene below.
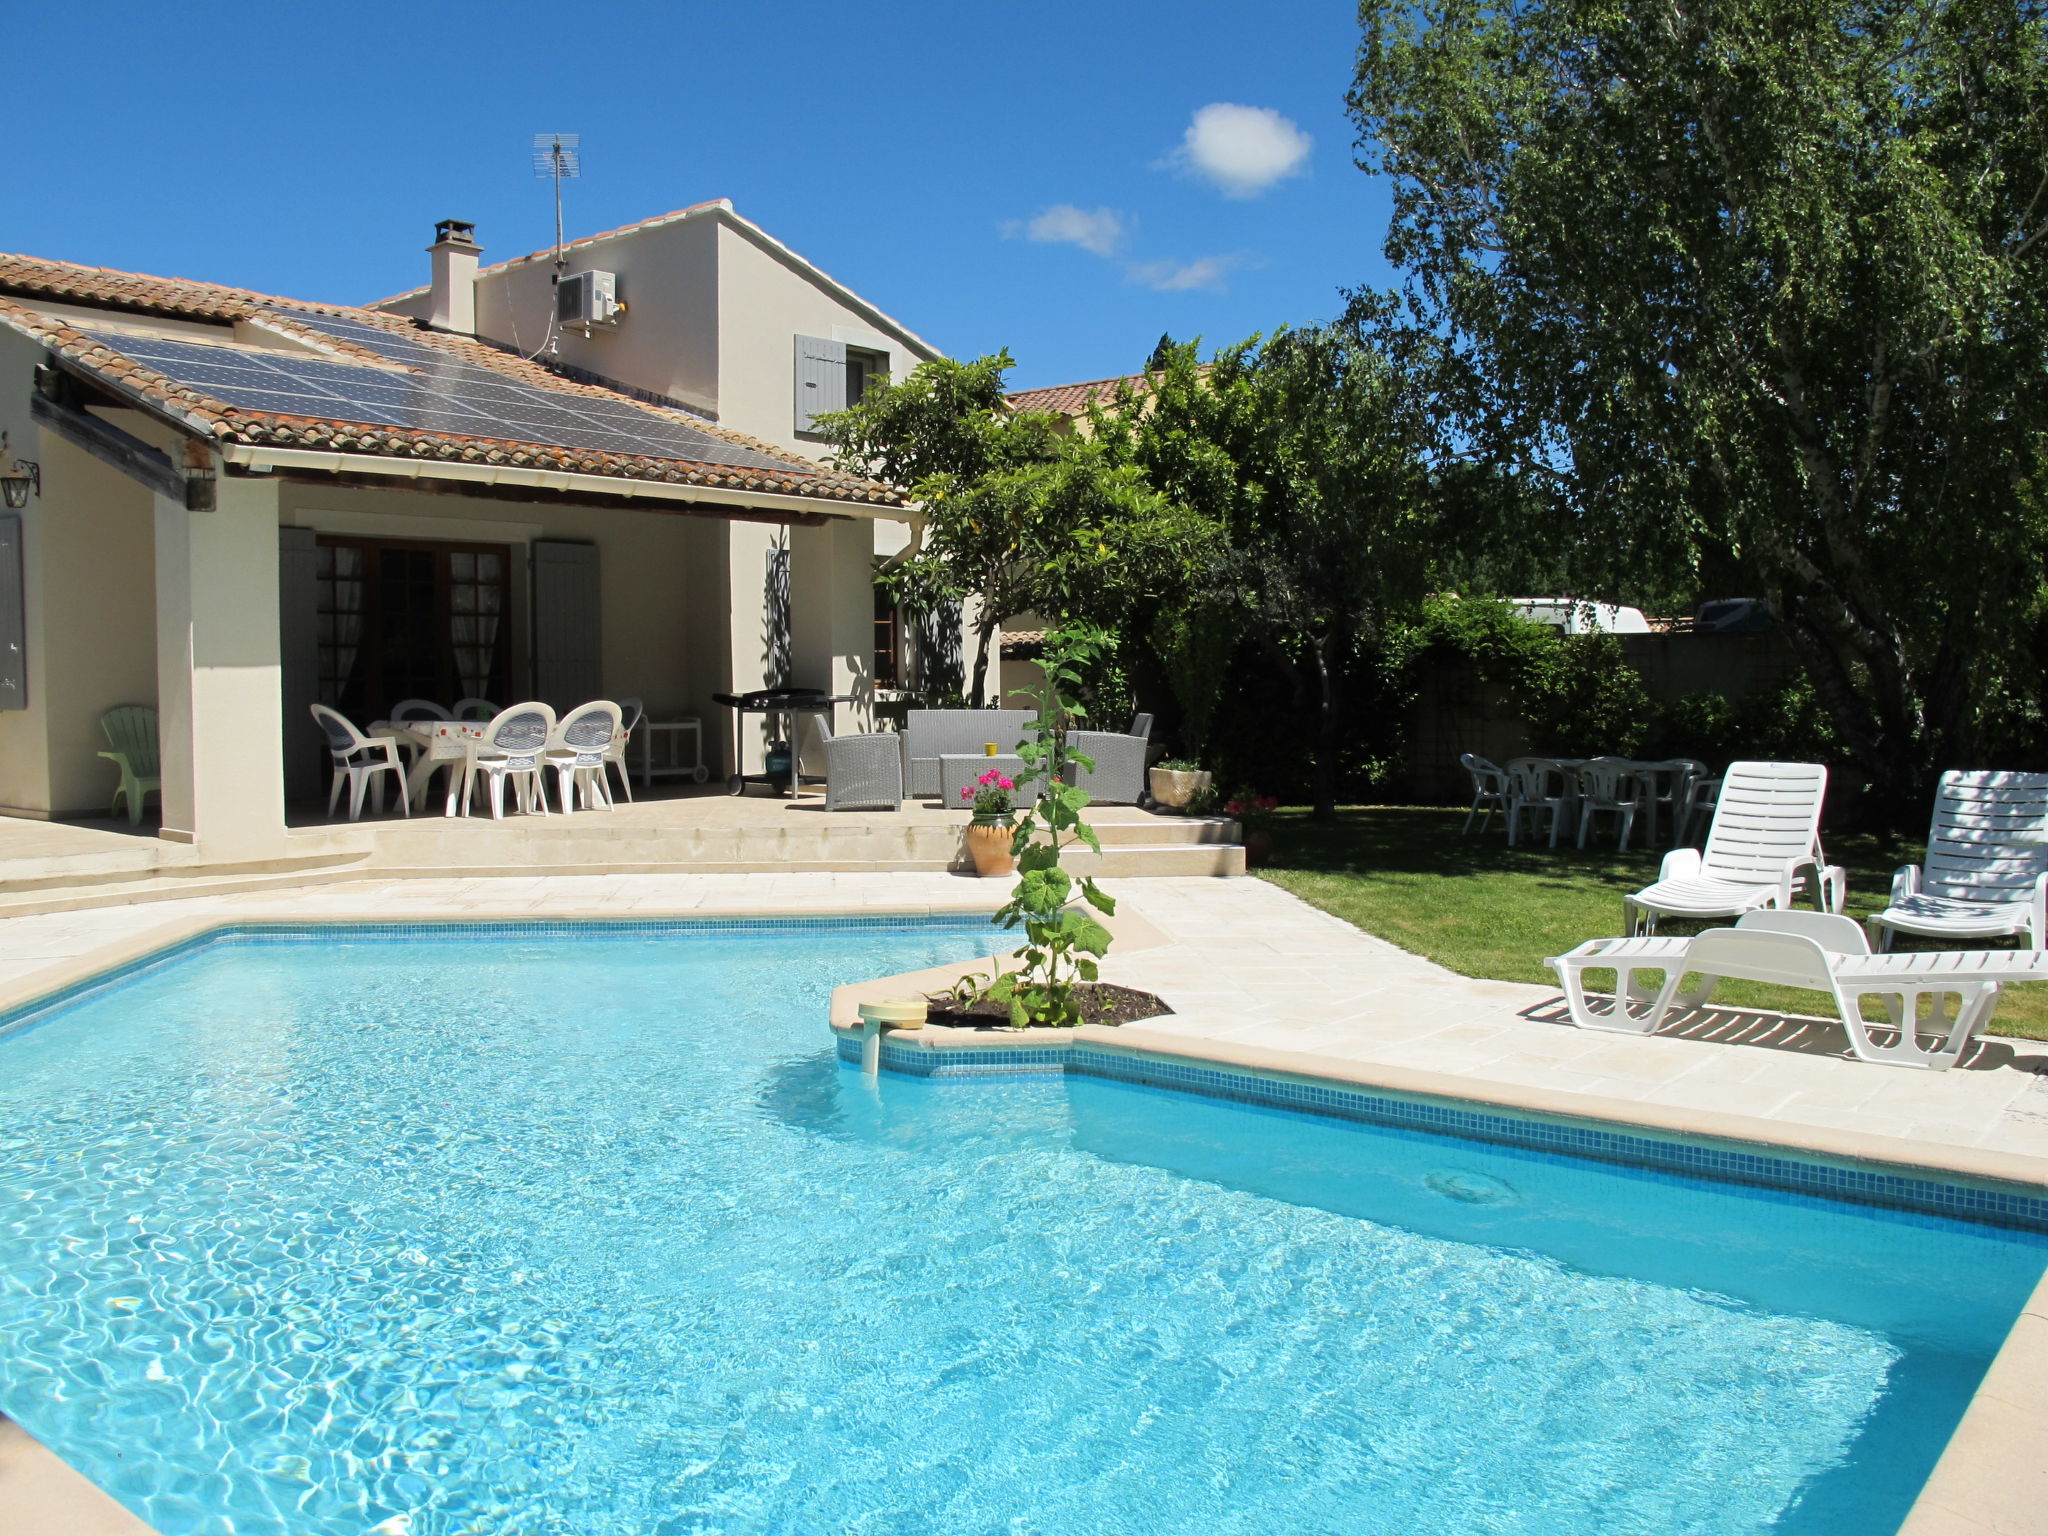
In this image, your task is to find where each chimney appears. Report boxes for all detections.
[426,219,482,334]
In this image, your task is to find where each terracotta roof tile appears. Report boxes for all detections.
[0,252,901,508]
[1005,373,1156,417]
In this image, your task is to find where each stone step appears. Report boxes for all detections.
[0,863,370,921]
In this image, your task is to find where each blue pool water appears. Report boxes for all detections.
[0,924,2042,1536]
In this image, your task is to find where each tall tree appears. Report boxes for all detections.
[820,353,1202,703]
[1095,327,1434,818]
[1350,0,2048,809]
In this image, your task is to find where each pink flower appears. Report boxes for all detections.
[959,786,974,801]
[978,770,1015,791]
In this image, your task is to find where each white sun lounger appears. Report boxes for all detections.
[1869,769,2048,952]
[1625,761,1842,933]
[1548,909,2048,1069]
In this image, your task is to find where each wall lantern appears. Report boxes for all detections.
[0,433,38,509]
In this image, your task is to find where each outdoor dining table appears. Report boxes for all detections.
[372,718,486,815]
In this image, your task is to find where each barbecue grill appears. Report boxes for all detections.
[711,688,854,796]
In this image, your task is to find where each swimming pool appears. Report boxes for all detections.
[0,921,2041,1536]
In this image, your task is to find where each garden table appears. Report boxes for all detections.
[374,719,485,815]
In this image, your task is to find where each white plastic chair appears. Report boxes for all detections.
[386,699,452,768]
[1870,770,2048,952]
[1676,766,1723,845]
[604,697,644,805]
[1640,758,1706,846]
[1460,753,1510,834]
[310,704,410,822]
[1574,757,1641,850]
[1625,761,1840,933]
[459,702,557,819]
[452,697,498,722]
[1549,909,2048,1069]
[547,701,621,814]
[1504,757,1572,847]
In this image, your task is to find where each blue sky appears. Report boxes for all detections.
[13,3,1393,391]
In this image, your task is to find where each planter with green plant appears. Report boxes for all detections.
[1147,757,1212,811]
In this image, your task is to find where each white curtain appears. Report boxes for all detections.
[450,551,503,699]
[326,545,363,694]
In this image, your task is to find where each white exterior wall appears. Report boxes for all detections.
[468,215,723,420]
[0,330,162,819]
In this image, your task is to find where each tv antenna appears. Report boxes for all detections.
[532,133,581,279]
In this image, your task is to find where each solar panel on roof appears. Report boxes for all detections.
[79,313,825,480]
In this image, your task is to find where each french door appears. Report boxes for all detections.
[315,536,511,723]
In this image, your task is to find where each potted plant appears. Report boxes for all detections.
[1148,757,1213,811]
[1225,791,1280,867]
[961,767,1019,876]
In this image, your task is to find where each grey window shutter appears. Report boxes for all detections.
[532,539,602,709]
[0,515,22,711]
[793,334,848,434]
[277,527,321,799]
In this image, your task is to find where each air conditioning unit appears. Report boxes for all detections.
[556,270,621,329]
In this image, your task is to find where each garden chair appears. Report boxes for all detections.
[1573,757,1641,850]
[387,699,452,767]
[1624,761,1839,933]
[309,704,409,822]
[390,698,452,722]
[1868,770,2048,952]
[1068,711,1152,806]
[815,717,904,811]
[1459,753,1509,834]
[1504,757,1572,847]
[604,697,643,804]
[452,697,498,722]
[546,701,622,814]
[1549,908,2048,1069]
[1674,764,1723,846]
[97,705,161,826]
[1649,758,1711,846]
[459,702,557,819]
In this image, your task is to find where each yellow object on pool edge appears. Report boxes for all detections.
[984,742,998,755]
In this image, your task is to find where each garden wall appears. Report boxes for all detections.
[1397,629,1803,802]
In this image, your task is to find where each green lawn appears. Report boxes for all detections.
[1256,805,2048,1042]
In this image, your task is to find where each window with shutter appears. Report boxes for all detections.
[793,334,848,435]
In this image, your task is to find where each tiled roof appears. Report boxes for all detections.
[0,253,901,507]
[1006,373,1154,417]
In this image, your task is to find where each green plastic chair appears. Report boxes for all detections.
[98,705,161,826]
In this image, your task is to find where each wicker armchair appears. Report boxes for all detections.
[815,718,904,811]
[1067,712,1153,805]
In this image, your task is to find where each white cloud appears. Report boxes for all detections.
[1001,203,1129,256]
[1166,103,1312,197]
[1126,256,1235,294]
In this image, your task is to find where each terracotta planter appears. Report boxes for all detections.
[965,820,1017,877]
[1148,767,1212,810]
[1241,827,1274,868]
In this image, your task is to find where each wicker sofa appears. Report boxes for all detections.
[899,710,1034,799]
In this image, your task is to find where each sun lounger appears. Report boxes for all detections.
[1625,761,1842,932]
[1548,909,2048,1069]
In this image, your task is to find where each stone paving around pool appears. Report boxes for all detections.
[0,871,2042,1167]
